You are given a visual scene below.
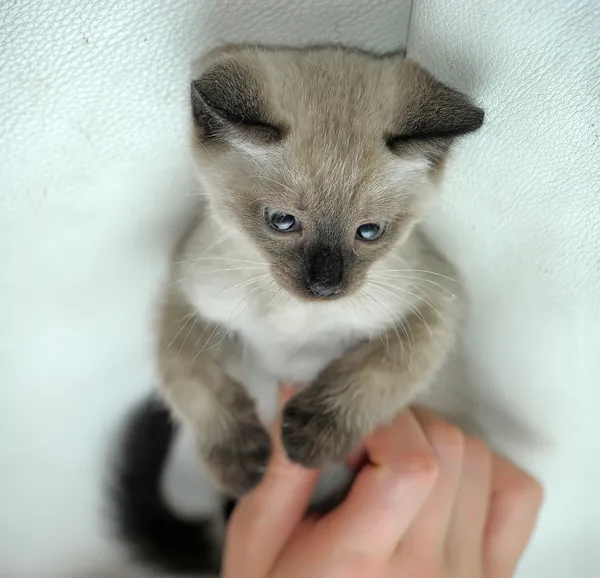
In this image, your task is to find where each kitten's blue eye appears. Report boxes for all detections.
[356,223,385,241]
[265,208,301,233]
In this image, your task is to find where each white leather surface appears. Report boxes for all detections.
[2,0,599,575]
[408,0,600,576]
[0,0,411,575]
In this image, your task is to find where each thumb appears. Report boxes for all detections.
[223,385,320,578]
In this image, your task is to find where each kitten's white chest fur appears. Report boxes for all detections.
[176,218,423,424]
[182,265,375,423]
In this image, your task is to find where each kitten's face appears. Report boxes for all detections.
[190,46,483,301]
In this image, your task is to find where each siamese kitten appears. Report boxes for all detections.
[114,44,483,574]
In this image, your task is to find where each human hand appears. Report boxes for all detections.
[223,390,543,578]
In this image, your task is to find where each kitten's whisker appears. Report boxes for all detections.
[176,314,200,359]
[363,286,415,351]
[347,296,361,321]
[175,257,267,266]
[191,323,222,360]
[372,274,457,299]
[370,274,458,310]
[166,311,196,350]
[273,285,286,308]
[360,294,392,356]
[169,264,267,287]
[197,273,270,308]
[191,320,214,353]
[229,284,263,318]
[362,291,409,351]
[388,278,462,315]
[377,266,463,286]
[265,282,284,311]
[381,325,391,357]
[178,267,268,276]
[219,274,270,295]
[367,284,413,341]
[195,236,230,259]
[367,281,435,336]
[367,279,438,315]
[230,285,267,323]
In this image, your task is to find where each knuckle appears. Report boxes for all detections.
[528,477,545,505]
[402,452,440,482]
[429,420,465,453]
[508,475,545,507]
[465,436,492,467]
[413,408,465,463]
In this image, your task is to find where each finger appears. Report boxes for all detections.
[405,408,465,555]
[484,454,544,578]
[223,385,320,578]
[313,410,439,559]
[446,436,492,574]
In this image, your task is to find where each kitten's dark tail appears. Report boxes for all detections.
[112,396,221,575]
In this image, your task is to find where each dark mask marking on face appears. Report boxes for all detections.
[304,244,344,298]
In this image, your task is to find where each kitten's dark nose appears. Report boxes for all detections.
[308,281,341,298]
[305,244,344,299]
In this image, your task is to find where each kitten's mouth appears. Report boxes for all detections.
[270,267,359,302]
[305,281,343,300]
[273,275,346,302]
[291,282,349,303]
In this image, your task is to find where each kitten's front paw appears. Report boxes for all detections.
[281,391,356,468]
[204,420,272,497]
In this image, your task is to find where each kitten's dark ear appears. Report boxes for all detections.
[388,61,484,154]
[190,52,283,144]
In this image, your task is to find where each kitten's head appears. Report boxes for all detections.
[190,46,483,300]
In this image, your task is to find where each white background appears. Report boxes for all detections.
[1,0,598,575]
